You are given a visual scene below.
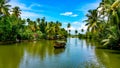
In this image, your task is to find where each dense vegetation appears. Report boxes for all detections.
[1,0,120,50]
[0,0,67,41]
[79,0,120,49]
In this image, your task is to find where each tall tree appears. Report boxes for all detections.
[37,18,40,24]
[81,29,84,32]
[40,17,46,33]
[75,30,78,36]
[11,6,21,17]
[27,18,30,23]
[85,9,99,33]
[0,0,11,16]
[67,23,71,35]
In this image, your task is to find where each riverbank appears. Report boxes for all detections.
[78,36,120,50]
[0,38,67,45]
[0,40,29,45]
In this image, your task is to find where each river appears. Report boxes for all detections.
[0,38,120,68]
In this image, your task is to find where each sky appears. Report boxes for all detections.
[8,0,101,34]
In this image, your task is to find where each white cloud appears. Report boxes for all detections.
[77,1,100,15]
[71,14,78,17]
[78,23,88,33]
[29,4,42,8]
[8,0,43,19]
[63,21,88,34]
[65,26,76,34]
[70,27,75,30]
[9,0,43,11]
[60,12,72,16]
[73,21,80,25]
[72,21,87,32]
[21,11,40,18]
[60,12,78,17]
[8,0,30,10]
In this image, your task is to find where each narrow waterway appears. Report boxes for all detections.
[0,38,120,68]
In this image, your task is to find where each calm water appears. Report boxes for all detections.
[0,38,120,68]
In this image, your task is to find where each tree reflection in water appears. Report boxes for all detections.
[0,38,120,68]
[54,48,65,55]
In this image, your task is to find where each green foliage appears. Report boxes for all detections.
[82,0,120,49]
[102,26,120,49]
[0,0,68,42]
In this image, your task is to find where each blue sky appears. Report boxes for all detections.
[9,0,101,34]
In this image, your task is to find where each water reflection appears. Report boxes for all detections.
[24,40,55,61]
[0,38,120,68]
[54,48,65,55]
[0,45,24,68]
[95,49,120,68]
[86,39,120,68]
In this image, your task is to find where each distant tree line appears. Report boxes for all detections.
[0,0,68,41]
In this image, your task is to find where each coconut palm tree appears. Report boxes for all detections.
[102,26,120,49]
[40,17,46,33]
[36,18,40,25]
[55,21,61,33]
[26,18,35,32]
[67,23,71,36]
[27,18,30,23]
[35,18,40,31]
[81,29,84,32]
[99,0,120,27]
[99,0,120,49]
[11,6,21,17]
[85,9,100,33]
[75,30,78,36]
[45,22,55,39]
[0,0,11,16]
